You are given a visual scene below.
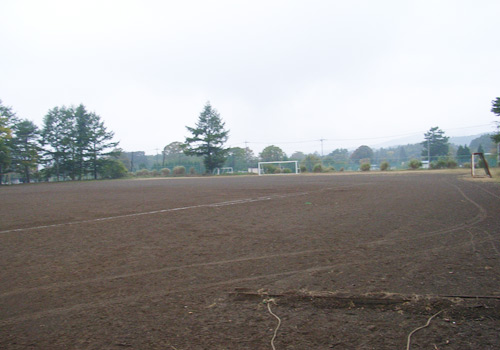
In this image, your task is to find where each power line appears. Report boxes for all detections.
[229,123,494,148]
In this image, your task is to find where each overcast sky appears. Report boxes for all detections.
[1,0,499,155]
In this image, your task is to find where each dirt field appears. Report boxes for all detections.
[1,171,499,349]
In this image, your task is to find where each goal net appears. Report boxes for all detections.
[258,161,299,175]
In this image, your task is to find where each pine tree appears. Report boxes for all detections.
[41,104,118,180]
[422,127,449,160]
[0,100,17,184]
[41,106,75,180]
[456,145,471,164]
[184,102,229,173]
[10,120,40,183]
[491,97,500,144]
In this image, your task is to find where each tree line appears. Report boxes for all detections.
[176,99,500,173]
[1,98,499,183]
[104,100,500,174]
[0,100,123,184]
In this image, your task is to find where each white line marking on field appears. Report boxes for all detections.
[0,191,311,235]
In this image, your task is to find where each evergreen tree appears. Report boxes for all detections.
[41,104,118,181]
[84,109,118,179]
[41,106,75,180]
[456,145,471,164]
[0,100,18,184]
[491,97,500,144]
[422,127,449,160]
[10,120,40,183]
[184,102,229,173]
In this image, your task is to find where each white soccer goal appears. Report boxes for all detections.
[258,161,300,175]
[213,167,234,175]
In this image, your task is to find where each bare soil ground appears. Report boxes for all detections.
[1,171,499,349]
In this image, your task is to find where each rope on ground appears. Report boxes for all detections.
[264,298,281,350]
[406,310,443,350]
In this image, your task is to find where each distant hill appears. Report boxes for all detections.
[468,134,495,153]
[370,134,424,149]
[449,134,489,147]
[371,133,493,150]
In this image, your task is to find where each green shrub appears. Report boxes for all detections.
[339,167,344,172]
[161,168,171,176]
[380,161,390,171]
[189,167,196,175]
[325,166,335,172]
[263,164,278,174]
[446,159,457,169]
[150,170,160,177]
[282,168,292,173]
[463,162,471,169]
[408,159,422,169]
[136,169,150,177]
[313,163,323,173]
[274,168,282,174]
[98,159,128,179]
[360,163,371,171]
[430,159,447,169]
[173,166,186,175]
[300,165,307,173]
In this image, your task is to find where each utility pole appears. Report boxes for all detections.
[427,137,430,166]
[320,139,325,157]
[155,148,159,169]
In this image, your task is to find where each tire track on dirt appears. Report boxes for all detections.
[0,206,479,300]
[0,182,486,299]
[469,181,500,200]
[1,236,496,327]
[365,180,489,247]
[2,179,494,326]
[0,248,330,298]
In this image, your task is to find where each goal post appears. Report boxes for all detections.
[258,161,300,175]
[471,153,492,178]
